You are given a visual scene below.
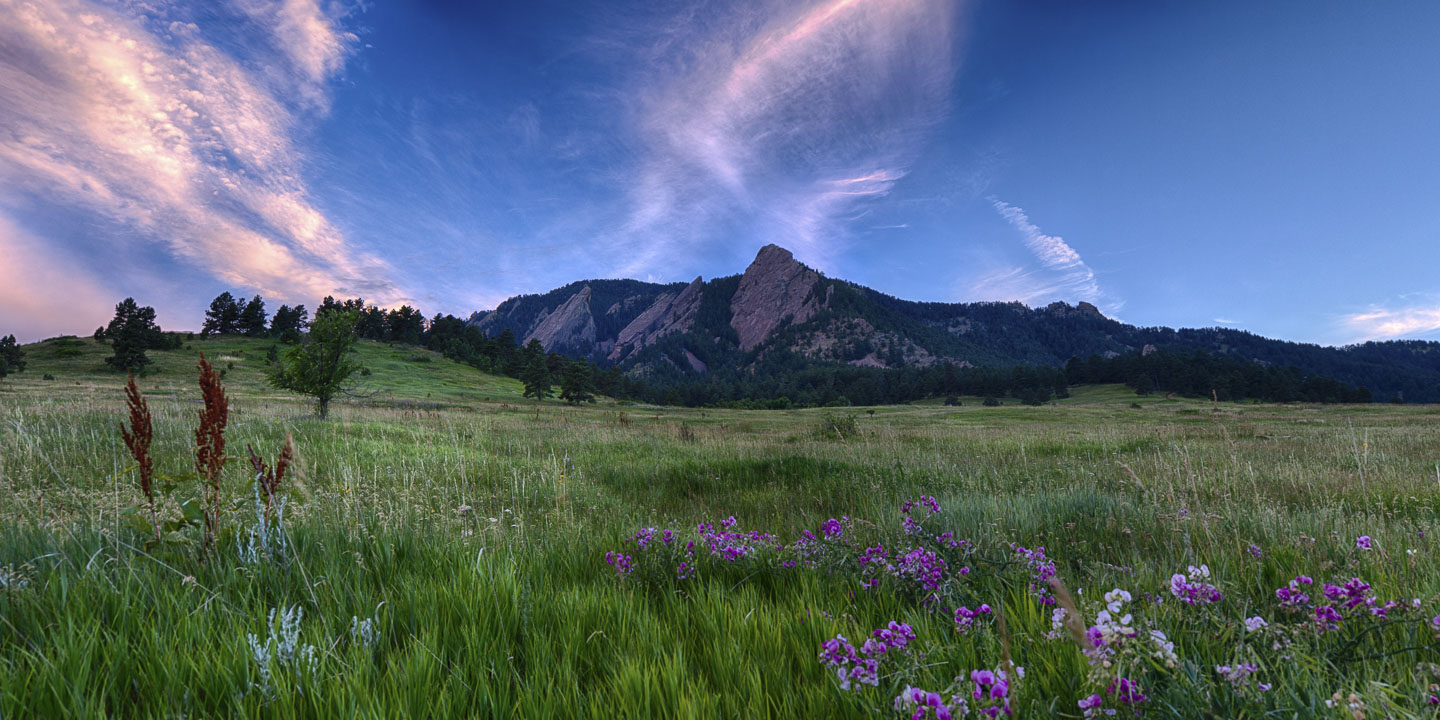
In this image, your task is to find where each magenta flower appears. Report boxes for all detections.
[1355,535,1372,551]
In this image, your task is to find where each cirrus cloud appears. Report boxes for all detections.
[0,0,399,331]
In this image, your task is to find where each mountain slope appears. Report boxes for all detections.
[466,245,1440,401]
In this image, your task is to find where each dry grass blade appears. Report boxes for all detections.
[1047,574,1093,650]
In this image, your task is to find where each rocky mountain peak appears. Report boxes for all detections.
[608,276,705,361]
[730,244,826,351]
[524,284,597,353]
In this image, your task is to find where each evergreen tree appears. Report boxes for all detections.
[559,360,597,404]
[0,334,25,383]
[267,310,364,419]
[239,295,268,336]
[521,353,553,401]
[105,298,166,372]
[386,305,425,345]
[270,304,309,343]
[202,292,241,336]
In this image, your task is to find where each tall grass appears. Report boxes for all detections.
[1,372,1439,717]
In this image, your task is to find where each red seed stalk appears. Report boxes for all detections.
[195,354,229,553]
[246,434,294,524]
[121,373,161,543]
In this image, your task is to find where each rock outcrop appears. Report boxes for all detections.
[729,245,826,351]
[608,276,704,361]
[524,285,596,352]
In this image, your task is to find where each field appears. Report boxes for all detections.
[2,336,1439,718]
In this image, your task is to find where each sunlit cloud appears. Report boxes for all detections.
[607,0,957,276]
[1338,302,1440,342]
[0,0,399,317]
[972,199,1120,313]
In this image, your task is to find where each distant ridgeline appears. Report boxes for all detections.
[457,245,1436,405]
[59,246,1434,406]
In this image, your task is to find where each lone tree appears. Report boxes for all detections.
[267,309,363,418]
[105,298,166,372]
[202,292,241,337]
[0,334,25,383]
[558,360,596,404]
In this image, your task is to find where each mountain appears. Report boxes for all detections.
[468,245,1440,402]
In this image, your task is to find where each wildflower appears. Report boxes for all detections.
[820,518,844,540]
[1109,677,1147,706]
[1104,588,1132,614]
[1314,605,1343,632]
[817,635,879,690]
[1244,616,1268,633]
[1169,565,1223,605]
[864,621,917,656]
[634,527,656,549]
[604,551,634,577]
[954,604,992,633]
[1247,544,1263,559]
[1355,536,1372,551]
[1275,575,1313,610]
[1078,693,1110,719]
[894,686,967,720]
[1013,545,1058,605]
[1149,630,1178,668]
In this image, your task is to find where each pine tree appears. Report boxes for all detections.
[202,292,241,336]
[559,360,596,404]
[0,334,25,382]
[270,304,309,342]
[238,295,268,336]
[105,298,166,372]
[521,353,553,401]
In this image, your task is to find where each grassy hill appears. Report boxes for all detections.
[6,333,527,408]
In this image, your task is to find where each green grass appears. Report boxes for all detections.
[2,338,1440,717]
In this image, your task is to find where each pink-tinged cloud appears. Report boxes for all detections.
[0,214,116,343]
[0,0,399,311]
[974,199,1120,313]
[1339,302,1440,342]
[229,0,356,105]
[608,0,957,276]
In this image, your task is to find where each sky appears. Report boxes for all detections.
[2,0,1439,346]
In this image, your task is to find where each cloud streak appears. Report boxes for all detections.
[606,0,957,275]
[1339,302,1440,342]
[972,199,1119,313]
[0,0,398,324]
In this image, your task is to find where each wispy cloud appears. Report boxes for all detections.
[605,0,957,275]
[972,199,1120,313]
[1213,317,1240,325]
[0,0,398,322]
[1338,301,1440,342]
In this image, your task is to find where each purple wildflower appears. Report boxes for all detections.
[604,551,634,577]
[1355,535,1372,551]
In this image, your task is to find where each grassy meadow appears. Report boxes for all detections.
[2,335,1439,717]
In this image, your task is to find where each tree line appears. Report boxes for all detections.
[4,292,1374,411]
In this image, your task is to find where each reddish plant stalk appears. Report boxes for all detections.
[121,373,162,543]
[195,354,229,553]
[246,434,294,524]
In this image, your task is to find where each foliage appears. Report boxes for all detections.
[203,292,243,337]
[104,298,169,371]
[0,334,24,382]
[267,310,364,418]
[558,360,596,404]
[195,354,230,554]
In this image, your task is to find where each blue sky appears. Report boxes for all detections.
[2,0,1438,345]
